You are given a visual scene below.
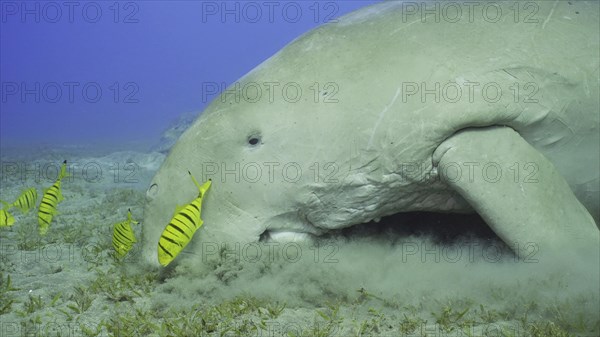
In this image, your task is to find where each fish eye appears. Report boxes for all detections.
[248,135,261,146]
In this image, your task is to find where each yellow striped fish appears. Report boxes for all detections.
[158,172,211,266]
[10,187,38,214]
[0,200,15,227]
[112,209,139,258]
[38,160,69,235]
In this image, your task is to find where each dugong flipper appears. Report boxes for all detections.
[434,126,599,256]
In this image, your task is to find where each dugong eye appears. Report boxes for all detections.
[248,135,261,146]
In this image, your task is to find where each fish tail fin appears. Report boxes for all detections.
[0,199,12,209]
[58,160,70,180]
[199,179,212,196]
[127,208,139,224]
[188,171,212,197]
[188,171,202,191]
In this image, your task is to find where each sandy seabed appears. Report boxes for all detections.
[0,145,598,337]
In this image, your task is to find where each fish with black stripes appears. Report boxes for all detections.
[38,160,69,235]
[158,171,211,266]
[0,200,15,227]
[112,209,139,258]
[9,187,38,214]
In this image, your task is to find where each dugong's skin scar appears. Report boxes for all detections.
[542,0,559,30]
[390,18,422,36]
[368,87,401,150]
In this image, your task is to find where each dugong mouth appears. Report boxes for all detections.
[258,211,510,253]
[259,230,316,243]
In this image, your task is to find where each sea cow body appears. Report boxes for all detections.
[143,1,599,267]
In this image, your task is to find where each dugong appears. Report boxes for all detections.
[143,1,599,267]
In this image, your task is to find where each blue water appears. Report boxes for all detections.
[1,1,379,148]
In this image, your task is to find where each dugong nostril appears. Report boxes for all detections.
[146,183,158,201]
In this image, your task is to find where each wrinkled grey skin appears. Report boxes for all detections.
[143,1,599,267]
